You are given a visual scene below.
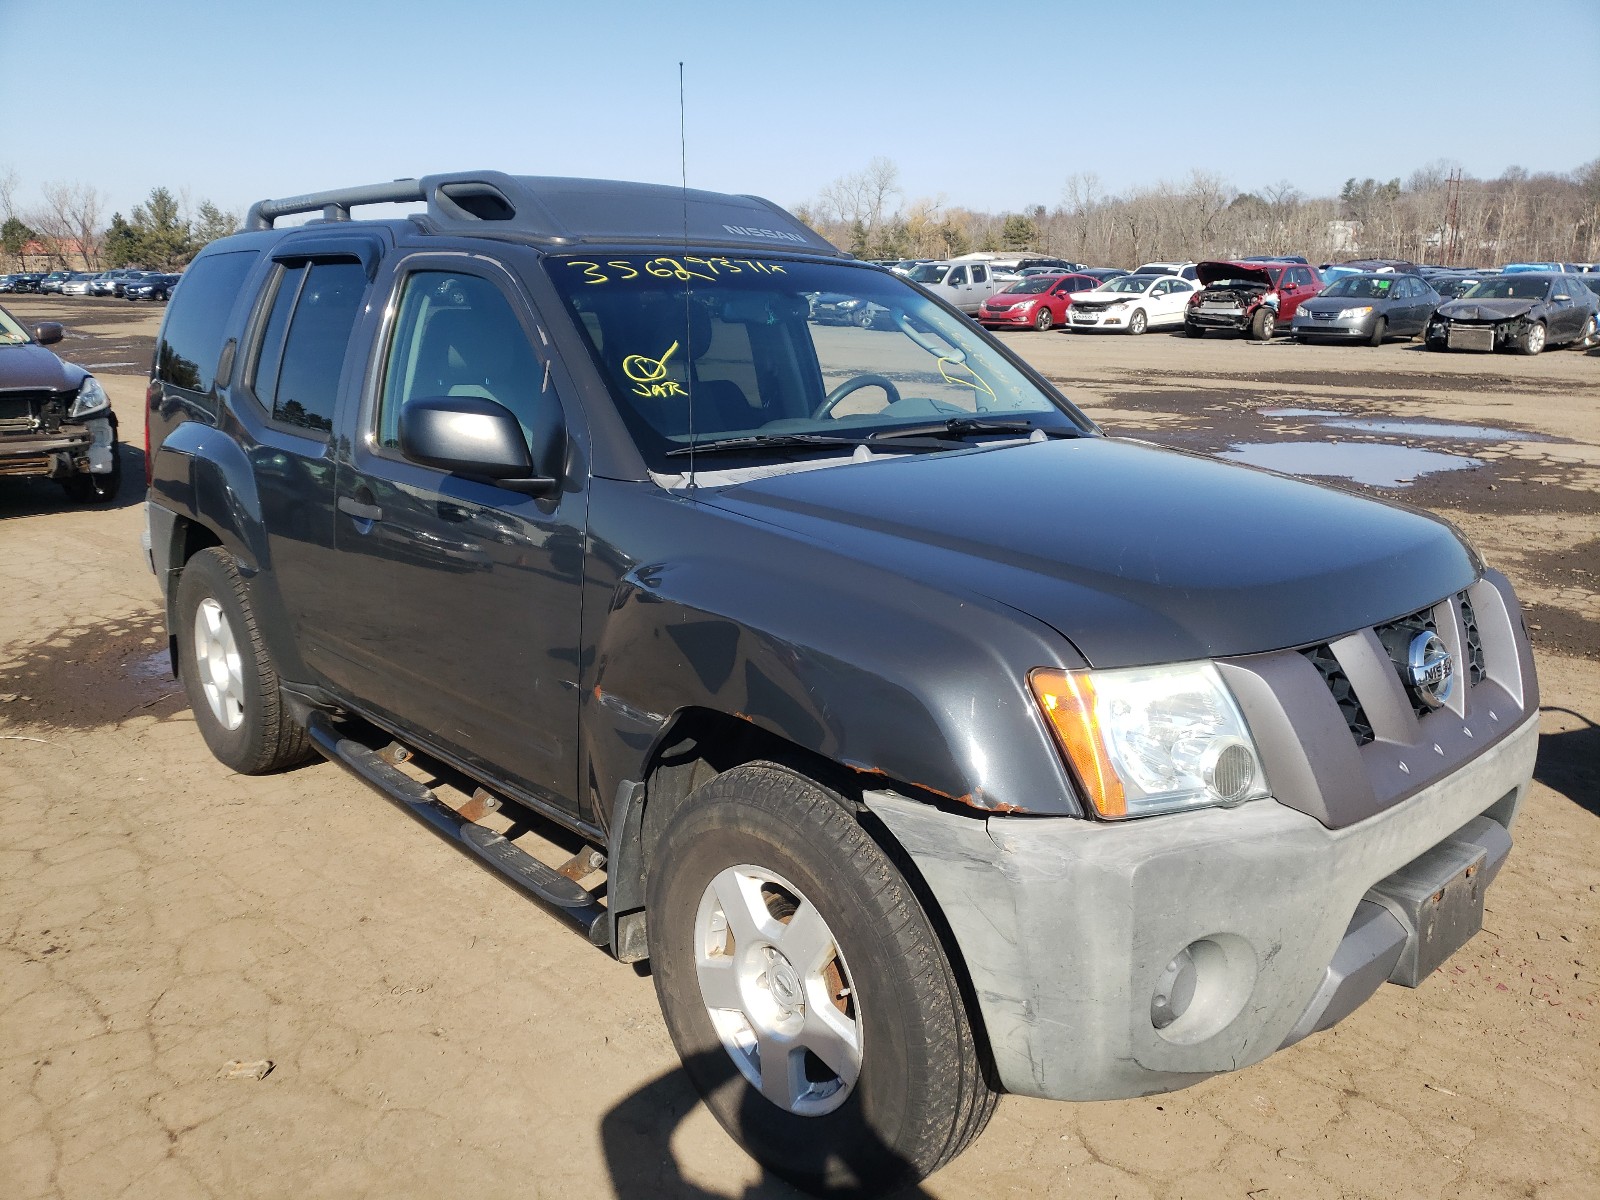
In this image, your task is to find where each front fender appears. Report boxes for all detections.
[582,482,1087,822]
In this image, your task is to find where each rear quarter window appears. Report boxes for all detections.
[155,249,260,392]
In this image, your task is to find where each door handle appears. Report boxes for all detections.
[338,494,383,522]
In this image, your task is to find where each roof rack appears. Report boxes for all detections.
[242,171,844,257]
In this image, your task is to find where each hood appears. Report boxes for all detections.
[703,438,1477,668]
[0,342,86,392]
[1437,297,1539,321]
[982,292,1033,309]
[1197,261,1277,288]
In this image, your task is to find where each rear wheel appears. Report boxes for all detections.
[175,547,313,774]
[646,763,996,1196]
[1248,308,1276,341]
[1516,321,1546,355]
[1367,317,1387,347]
[1127,309,1148,335]
[1573,314,1598,349]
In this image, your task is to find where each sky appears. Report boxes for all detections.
[2,0,1597,224]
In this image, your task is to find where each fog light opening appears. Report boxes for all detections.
[1205,739,1258,805]
[1151,947,1199,1030]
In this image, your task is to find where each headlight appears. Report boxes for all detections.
[67,376,110,420]
[1339,306,1374,320]
[1029,662,1270,819]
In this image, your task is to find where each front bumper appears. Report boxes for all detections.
[1294,314,1377,339]
[865,708,1538,1102]
[0,425,98,479]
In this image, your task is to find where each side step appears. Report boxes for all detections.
[304,711,610,948]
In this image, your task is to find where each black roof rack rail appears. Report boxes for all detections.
[243,170,846,258]
[245,179,426,231]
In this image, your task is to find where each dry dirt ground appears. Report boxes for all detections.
[1,295,1596,1200]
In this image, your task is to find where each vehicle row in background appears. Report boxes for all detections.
[0,268,179,300]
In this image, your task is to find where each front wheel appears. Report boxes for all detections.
[1127,308,1148,335]
[1516,321,1546,355]
[1248,308,1276,341]
[1034,307,1053,331]
[646,764,996,1196]
[1184,322,1205,338]
[61,443,121,504]
[1367,317,1387,347]
[175,547,313,774]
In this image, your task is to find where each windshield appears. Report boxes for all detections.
[1461,277,1551,300]
[1002,278,1056,295]
[1322,276,1397,299]
[1102,275,1154,294]
[905,263,950,284]
[546,255,1085,475]
[0,306,29,345]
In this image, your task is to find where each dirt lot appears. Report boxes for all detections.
[2,295,1596,1200]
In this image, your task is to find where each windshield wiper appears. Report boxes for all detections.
[664,433,867,458]
[867,418,1071,442]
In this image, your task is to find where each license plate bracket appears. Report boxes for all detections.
[1367,838,1487,986]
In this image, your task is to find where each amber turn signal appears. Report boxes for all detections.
[1028,668,1127,818]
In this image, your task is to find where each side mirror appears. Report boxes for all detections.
[34,322,64,346]
[399,395,564,498]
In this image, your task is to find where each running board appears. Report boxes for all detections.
[304,711,610,948]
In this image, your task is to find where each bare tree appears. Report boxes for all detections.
[31,181,107,268]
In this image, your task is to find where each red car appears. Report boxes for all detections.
[1185,260,1323,339]
[978,272,1102,331]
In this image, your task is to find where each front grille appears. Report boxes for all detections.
[1460,592,1486,685]
[0,391,45,434]
[1302,644,1374,746]
[1376,604,1441,719]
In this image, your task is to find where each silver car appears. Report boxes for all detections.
[1292,273,1442,345]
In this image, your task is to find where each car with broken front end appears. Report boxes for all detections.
[143,171,1540,1197]
[1423,271,1599,354]
[0,302,121,503]
[1185,260,1324,340]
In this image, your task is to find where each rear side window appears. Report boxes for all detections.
[250,260,368,435]
[155,249,259,392]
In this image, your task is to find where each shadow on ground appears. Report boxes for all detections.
[601,1050,937,1200]
[1534,706,1600,818]
[0,609,181,732]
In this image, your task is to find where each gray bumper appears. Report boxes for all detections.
[864,709,1538,1102]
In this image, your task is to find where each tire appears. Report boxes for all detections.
[1515,321,1546,356]
[61,441,121,504]
[646,763,996,1196]
[1367,317,1387,347]
[1573,314,1598,350]
[1184,322,1205,337]
[1127,308,1148,335]
[1248,308,1275,341]
[174,547,313,774]
[1034,307,1053,331]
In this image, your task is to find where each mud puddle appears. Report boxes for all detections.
[0,609,183,732]
[1218,441,1484,487]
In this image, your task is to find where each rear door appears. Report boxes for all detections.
[332,254,587,816]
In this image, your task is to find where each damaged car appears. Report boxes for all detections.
[1423,271,1600,355]
[0,303,120,502]
[1184,260,1323,340]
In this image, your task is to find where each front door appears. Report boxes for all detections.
[333,259,587,815]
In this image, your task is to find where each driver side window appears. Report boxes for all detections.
[376,271,545,452]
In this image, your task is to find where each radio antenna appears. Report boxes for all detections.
[680,61,696,487]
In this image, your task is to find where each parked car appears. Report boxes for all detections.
[37,271,74,294]
[1132,260,1199,281]
[1240,255,1309,265]
[1075,267,1130,283]
[903,259,1008,313]
[1318,259,1420,283]
[1184,260,1323,340]
[977,272,1103,331]
[1291,273,1442,345]
[125,272,181,302]
[1068,272,1199,333]
[0,274,23,293]
[0,302,120,501]
[5,273,46,293]
[90,267,146,297]
[59,272,99,297]
[143,170,1539,1197]
[1424,271,1600,354]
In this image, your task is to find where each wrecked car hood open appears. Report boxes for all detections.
[703,437,1478,668]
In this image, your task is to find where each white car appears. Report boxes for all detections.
[1134,260,1200,281]
[1067,274,1199,334]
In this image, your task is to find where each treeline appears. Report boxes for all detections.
[0,171,240,271]
[796,158,1600,267]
